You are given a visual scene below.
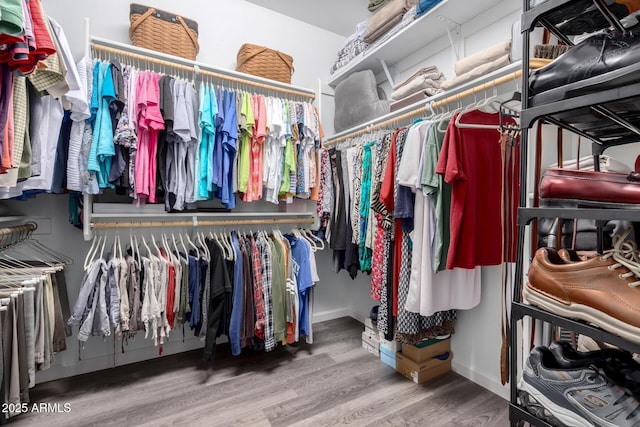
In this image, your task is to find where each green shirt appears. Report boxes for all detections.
[421,120,451,272]
[269,237,287,344]
[0,0,23,36]
[237,92,254,193]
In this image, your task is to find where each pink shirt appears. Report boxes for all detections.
[135,72,165,203]
[248,94,267,201]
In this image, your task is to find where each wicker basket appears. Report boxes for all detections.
[129,3,199,60]
[236,44,294,84]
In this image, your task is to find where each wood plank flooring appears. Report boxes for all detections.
[11,317,509,426]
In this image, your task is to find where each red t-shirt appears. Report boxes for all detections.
[435,111,518,269]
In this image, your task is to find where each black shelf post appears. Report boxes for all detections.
[509,1,639,425]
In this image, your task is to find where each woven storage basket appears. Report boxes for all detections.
[236,44,294,84]
[129,3,199,60]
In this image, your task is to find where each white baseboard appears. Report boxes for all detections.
[451,360,509,400]
[36,337,207,384]
[348,308,369,324]
[312,308,352,323]
[312,308,369,324]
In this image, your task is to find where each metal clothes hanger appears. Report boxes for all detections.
[151,234,163,258]
[197,231,210,261]
[84,232,102,271]
[177,233,188,258]
[132,234,142,269]
[454,83,505,130]
[304,228,325,251]
[184,232,200,258]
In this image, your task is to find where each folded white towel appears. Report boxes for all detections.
[547,155,632,174]
[454,40,511,77]
[441,54,510,91]
[392,75,444,100]
[392,66,440,90]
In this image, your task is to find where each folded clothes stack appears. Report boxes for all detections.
[390,65,445,111]
[369,0,391,12]
[546,154,631,174]
[366,5,417,52]
[363,0,418,45]
[416,0,442,16]
[330,21,370,75]
[440,40,512,91]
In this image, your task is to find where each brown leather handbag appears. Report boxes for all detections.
[540,168,640,207]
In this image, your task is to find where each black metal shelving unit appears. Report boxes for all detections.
[510,1,640,425]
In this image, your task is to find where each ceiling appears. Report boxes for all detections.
[245,0,371,37]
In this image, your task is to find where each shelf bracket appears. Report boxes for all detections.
[378,58,395,88]
[438,15,463,61]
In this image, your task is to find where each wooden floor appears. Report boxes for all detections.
[12,317,508,427]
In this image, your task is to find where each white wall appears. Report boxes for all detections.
[377,1,522,98]
[2,0,350,384]
[319,0,528,399]
[329,0,522,400]
[346,0,639,400]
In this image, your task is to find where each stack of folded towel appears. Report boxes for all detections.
[363,0,419,45]
[369,0,392,12]
[330,21,370,75]
[366,5,417,51]
[330,0,444,76]
[390,65,445,111]
[440,40,512,91]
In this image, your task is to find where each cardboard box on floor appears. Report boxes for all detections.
[395,352,452,384]
[401,338,451,363]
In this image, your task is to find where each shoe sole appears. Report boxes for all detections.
[524,283,640,344]
[518,378,593,427]
[530,61,640,106]
[518,389,575,427]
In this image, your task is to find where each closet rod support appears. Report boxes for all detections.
[378,59,395,88]
[438,15,462,61]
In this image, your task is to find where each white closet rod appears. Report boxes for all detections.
[89,36,316,100]
[91,216,315,230]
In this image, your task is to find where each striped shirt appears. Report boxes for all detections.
[250,236,265,340]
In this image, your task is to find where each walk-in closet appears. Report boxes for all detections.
[0,0,638,425]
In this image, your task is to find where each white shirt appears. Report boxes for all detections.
[403,123,482,316]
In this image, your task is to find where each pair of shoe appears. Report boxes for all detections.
[529,29,640,105]
[525,228,640,344]
[519,341,640,427]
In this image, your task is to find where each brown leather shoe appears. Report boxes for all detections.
[540,167,640,208]
[525,236,640,343]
